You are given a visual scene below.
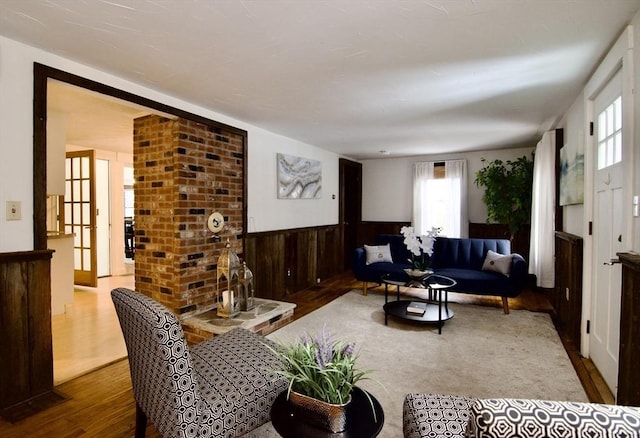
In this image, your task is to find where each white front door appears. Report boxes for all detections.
[589,68,624,394]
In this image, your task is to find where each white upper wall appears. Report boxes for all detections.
[0,36,339,252]
[361,146,535,224]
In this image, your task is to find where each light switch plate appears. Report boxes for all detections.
[6,201,21,220]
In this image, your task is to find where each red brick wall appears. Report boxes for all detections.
[133,115,245,317]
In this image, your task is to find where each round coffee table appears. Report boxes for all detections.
[382,274,456,334]
[271,386,384,438]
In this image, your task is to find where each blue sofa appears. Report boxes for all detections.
[352,234,527,313]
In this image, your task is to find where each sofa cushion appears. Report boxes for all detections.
[481,250,514,277]
[403,393,476,438]
[466,398,640,438]
[433,268,518,297]
[432,238,511,271]
[364,243,393,265]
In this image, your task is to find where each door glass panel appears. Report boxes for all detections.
[597,96,622,169]
[82,203,90,223]
[82,180,90,201]
[72,157,81,179]
[81,156,89,177]
[74,248,81,270]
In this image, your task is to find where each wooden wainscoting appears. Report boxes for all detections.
[553,232,583,348]
[358,221,410,247]
[617,252,640,406]
[0,250,57,415]
[245,225,342,300]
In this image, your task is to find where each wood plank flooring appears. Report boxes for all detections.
[1,271,613,437]
[52,275,131,385]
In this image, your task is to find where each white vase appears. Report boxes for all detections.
[404,268,433,279]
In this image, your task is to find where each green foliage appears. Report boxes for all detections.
[268,327,375,405]
[474,154,535,237]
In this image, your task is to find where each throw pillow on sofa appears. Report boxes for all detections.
[364,244,393,265]
[481,250,513,277]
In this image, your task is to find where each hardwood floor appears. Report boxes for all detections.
[52,275,132,385]
[0,271,613,437]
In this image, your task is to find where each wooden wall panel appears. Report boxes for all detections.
[358,221,409,247]
[617,252,640,406]
[0,250,54,410]
[245,225,341,300]
[245,233,285,300]
[553,232,583,348]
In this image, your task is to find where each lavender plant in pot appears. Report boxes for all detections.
[268,327,378,432]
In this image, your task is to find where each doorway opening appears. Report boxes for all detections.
[36,64,241,384]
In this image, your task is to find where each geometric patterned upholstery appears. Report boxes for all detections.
[403,393,640,438]
[111,287,287,438]
[467,398,640,438]
[403,393,477,438]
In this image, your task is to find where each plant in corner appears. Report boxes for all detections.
[474,154,534,239]
[268,326,380,432]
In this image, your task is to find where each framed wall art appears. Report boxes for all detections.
[559,142,584,206]
[277,153,322,199]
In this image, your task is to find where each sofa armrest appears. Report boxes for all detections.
[510,253,527,280]
[352,247,367,279]
[467,398,640,438]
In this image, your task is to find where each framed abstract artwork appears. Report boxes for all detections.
[277,153,322,199]
[559,143,584,206]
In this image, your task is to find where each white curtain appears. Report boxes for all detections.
[445,160,468,238]
[412,160,468,237]
[412,162,434,234]
[529,131,556,288]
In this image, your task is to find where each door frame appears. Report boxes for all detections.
[581,25,635,357]
[33,63,247,252]
[339,158,362,271]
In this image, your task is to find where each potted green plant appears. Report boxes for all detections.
[474,155,534,239]
[268,327,378,432]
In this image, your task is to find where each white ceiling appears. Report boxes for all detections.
[1,0,639,160]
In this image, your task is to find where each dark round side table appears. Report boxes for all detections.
[270,387,384,438]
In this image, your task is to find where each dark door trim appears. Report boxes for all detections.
[339,158,362,270]
[33,63,248,250]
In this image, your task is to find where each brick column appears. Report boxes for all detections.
[133,115,245,317]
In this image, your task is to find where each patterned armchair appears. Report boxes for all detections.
[111,287,287,438]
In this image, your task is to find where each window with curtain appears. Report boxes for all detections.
[412,160,468,237]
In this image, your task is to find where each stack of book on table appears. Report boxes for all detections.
[406,301,427,316]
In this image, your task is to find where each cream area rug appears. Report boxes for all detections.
[246,290,587,438]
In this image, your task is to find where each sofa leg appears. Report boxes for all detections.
[362,282,368,296]
[502,297,510,314]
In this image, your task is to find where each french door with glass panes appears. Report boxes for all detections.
[65,150,98,287]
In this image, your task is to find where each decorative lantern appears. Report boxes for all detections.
[239,261,255,311]
[216,240,240,318]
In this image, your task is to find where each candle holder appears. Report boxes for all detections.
[216,240,240,318]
